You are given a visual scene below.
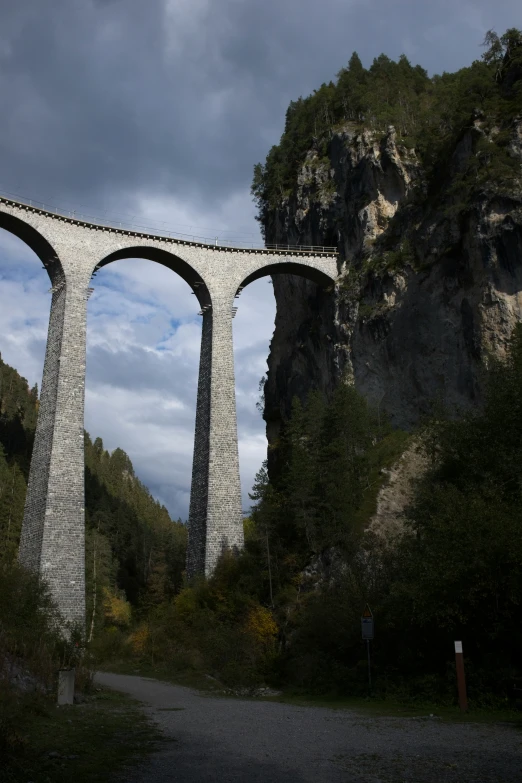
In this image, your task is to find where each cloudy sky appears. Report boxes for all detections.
[0,0,520,520]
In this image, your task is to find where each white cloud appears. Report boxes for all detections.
[0,232,274,520]
[162,0,212,60]
[130,188,262,244]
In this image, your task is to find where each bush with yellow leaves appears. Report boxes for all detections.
[102,588,132,628]
[127,623,149,656]
[244,606,278,648]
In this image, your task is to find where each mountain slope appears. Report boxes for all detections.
[0,353,187,629]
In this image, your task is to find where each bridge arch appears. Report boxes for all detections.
[0,210,63,281]
[96,246,211,306]
[237,260,335,292]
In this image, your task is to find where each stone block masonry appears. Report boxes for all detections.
[18,274,66,574]
[204,296,244,575]
[0,196,338,630]
[186,310,212,576]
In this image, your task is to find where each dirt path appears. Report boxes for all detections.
[95,671,521,783]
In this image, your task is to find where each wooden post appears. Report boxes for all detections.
[366,638,372,694]
[454,641,468,712]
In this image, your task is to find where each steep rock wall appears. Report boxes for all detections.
[264,121,522,446]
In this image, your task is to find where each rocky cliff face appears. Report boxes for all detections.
[264,119,522,448]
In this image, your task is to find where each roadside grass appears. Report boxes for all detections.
[98,659,219,693]
[3,686,161,783]
[98,661,522,728]
[266,692,522,727]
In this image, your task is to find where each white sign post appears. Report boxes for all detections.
[57,668,75,706]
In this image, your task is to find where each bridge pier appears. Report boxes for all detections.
[186,298,244,577]
[205,298,244,575]
[18,270,88,632]
[186,310,212,576]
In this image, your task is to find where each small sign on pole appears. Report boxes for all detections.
[361,619,374,640]
[361,604,373,694]
[361,603,374,639]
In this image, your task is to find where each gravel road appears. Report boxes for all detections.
[95,671,521,783]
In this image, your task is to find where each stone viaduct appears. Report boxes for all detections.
[0,195,338,629]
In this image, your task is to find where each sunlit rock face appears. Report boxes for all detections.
[263,121,522,457]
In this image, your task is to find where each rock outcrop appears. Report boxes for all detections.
[364,437,427,543]
[263,120,522,449]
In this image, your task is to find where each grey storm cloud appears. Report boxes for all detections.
[1,0,520,222]
[86,342,197,398]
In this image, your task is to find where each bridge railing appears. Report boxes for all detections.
[0,188,338,254]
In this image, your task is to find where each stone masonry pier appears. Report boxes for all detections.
[0,195,338,630]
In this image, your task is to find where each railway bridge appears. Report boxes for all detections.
[0,195,338,628]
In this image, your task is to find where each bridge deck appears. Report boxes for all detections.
[0,193,338,257]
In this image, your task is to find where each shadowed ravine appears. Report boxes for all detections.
[95,672,522,783]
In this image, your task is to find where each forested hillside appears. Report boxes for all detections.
[118,327,522,703]
[252,28,522,225]
[0,353,187,635]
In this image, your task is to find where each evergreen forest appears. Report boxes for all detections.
[2,325,522,706]
[252,28,522,227]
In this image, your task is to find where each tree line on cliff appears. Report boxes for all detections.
[252,27,522,228]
